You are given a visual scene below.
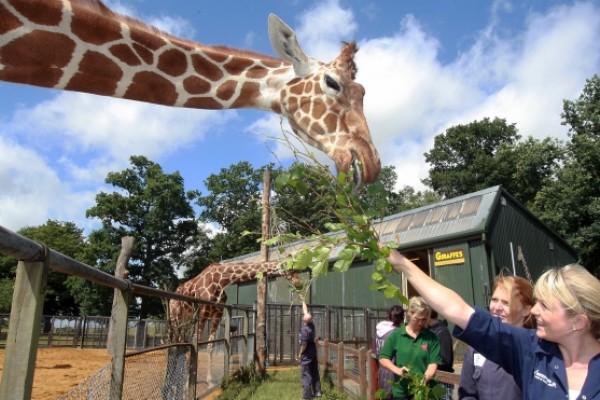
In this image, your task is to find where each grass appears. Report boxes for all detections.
[218,365,350,400]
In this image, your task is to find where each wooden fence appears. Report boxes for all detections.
[0,223,462,399]
[318,340,461,400]
[0,224,253,400]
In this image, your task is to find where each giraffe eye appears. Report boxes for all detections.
[324,75,340,92]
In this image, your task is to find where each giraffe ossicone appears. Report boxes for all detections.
[0,0,381,185]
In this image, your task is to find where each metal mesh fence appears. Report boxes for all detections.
[55,362,112,400]
[123,346,189,400]
[4,305,400,399]
[56,345,192,400]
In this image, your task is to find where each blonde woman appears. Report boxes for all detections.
[385,247,600,400]
[379,297,442,400]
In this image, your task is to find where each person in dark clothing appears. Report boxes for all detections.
[428,310,454,373]
[373,305,405,399]
[299,301,321,400]
[428,310,454,400]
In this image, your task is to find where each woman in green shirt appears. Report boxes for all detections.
[379,296,442,400]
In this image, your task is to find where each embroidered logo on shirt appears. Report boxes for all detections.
[533,370,557,388]
[420,343,429,351]
[473,353,486,367]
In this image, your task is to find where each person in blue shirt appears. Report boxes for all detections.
[383,246,600,400]
[299,301,321,400]
[459,275,535,400]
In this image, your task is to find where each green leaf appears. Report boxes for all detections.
[332,258,352,272]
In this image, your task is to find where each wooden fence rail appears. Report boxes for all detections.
[318,340,461,400]
[0,224,251,400]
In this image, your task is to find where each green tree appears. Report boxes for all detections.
[197,161,267,259]
[423,118,520,197]
[86,155,199,318]
[533,75,600,275]
[0,220,87,315]
[273,164,440,237]
[64,228,119,316]
[501,137,564,207]
[356,166,440,217]
[423,117,563,206]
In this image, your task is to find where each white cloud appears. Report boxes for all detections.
[1,0,599,232]
[10,92,235,183]
[354,1,600,190]
[296,0,358,59]
[0,137,96,231]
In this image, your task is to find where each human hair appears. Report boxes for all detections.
[534,264,600,339]
[388,305,405,326]
[493,274,535,328]
[407,296,431,319]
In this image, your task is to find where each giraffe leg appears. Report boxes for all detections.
[205,306,223,384]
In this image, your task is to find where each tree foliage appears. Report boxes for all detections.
[0,220,87,315]
[86,155,199,318]
[533,75,600,275]
[422,117,562,207]
[197,161,267,259]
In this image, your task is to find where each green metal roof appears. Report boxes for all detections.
[226,185,575,263]
[377,185,501,248]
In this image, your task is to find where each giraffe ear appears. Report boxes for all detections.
[268,13,311,76]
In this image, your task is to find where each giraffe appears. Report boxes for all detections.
[0,0,381,186]
[169,260,300,344]
[168,261,300,384]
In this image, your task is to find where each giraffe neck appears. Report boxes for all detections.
[0,0,290,111]
[1,0,382,184]
[216,261,284,287]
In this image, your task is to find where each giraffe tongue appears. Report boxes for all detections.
[351,158,363,192]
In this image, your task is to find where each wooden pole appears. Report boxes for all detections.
[107,236,135,355]
[107,236,135,400]
[0,257,48,400]
[255,168,271,376]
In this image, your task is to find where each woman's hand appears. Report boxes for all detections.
[393,365,409,377]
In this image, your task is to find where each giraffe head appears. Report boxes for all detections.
[268,15,381,186]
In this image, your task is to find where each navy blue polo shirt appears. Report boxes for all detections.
[453,307,600,400]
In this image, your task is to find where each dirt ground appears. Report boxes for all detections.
[0,347,225,400]
[0,347,112,400]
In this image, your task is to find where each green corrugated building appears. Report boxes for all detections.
[224,185,577,309]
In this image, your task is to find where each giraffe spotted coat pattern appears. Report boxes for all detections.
[169,261,300,343]
[0,0,381,184]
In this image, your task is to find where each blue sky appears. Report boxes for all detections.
[1,0,599,234]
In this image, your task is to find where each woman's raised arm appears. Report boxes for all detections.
[387,248,475,329]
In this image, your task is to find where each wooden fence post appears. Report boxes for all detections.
[0,258,48,400]
[108,236,135,400]
[337,342,344,393]
[107,236,134,355]
[242,310,249,366]
[224,307,232,376]
[359,347,367,398]
[109,286,132,400]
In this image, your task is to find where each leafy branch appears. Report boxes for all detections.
[402,369,446,400]
[256,157,407,304]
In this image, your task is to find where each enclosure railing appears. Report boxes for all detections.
[320,340,461,400]
[0,224,254,400]
[1,224,460,399]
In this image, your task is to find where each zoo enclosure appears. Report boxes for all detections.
[0,224,462,399]
[0,224,257,400]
